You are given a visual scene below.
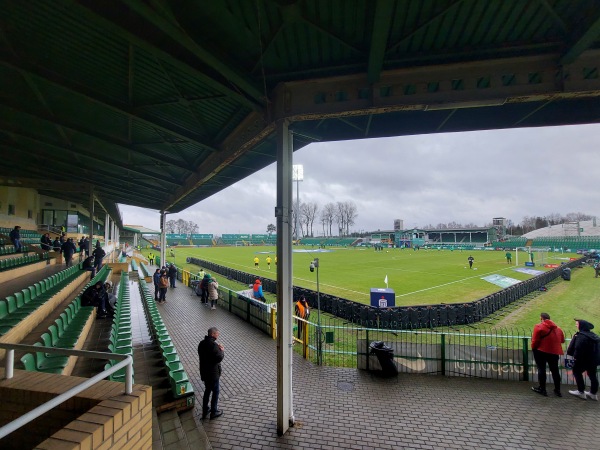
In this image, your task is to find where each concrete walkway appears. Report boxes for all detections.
[156,281,598,450]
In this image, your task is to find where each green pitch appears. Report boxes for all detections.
[151,245,576,307]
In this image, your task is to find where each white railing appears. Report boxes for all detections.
[0,343,133,439]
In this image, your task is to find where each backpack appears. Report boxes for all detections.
[159,276,168,288]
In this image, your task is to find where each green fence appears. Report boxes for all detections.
[178,268,595,386]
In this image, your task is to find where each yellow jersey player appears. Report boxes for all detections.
[266,256,272,269]
[253,256,259,268]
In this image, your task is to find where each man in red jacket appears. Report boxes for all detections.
[531,312,565,397]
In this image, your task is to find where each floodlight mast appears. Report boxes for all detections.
[310,257,322,365]
[293,165,303,242]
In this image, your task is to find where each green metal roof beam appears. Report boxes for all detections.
[121,0,266,107]
[537,0,567,33]
[71,0,261,113]
[0,56,219,154]
[560,13,600,65]
[0,129,179,191]
[387,0,466,55]
[367,0,395,84]
[0,94,194,173]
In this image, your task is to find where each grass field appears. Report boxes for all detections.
[143,245,600,332]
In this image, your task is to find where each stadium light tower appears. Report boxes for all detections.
[293,164,303,242]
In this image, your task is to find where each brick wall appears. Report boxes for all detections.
[0,369,152,450]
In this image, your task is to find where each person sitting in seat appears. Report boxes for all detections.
[81,282,113,319]
[82,255,96,279]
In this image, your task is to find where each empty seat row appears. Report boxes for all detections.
[0,264,83,336]
[139,280,194,403]
[20,266,111,373]
[0,253,45,271]
[140,262,150,278]
[0,244,32,255]
[105,273,134,382]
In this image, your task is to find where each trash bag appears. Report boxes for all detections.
[369,341,398,377]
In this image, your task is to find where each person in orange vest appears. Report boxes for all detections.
[295,297,310,339]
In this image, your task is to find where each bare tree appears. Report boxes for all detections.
[343,201,358,235]
[301,202,318,236]
[321,203,336,236]
[266,224,276,236]
[188,221,199,235]
[165,220,176,234]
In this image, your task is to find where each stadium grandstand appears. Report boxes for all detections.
[220,234,276,246]
[491,219,600,251]
[394,227,497,249]
[2,1,600,447]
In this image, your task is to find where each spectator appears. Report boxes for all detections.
[81,282,110,319]
[52,237,61,252]
[78,237,86,259]
[207,275,219,310]
[92,241,106,271]
[200,273,210,306]
[9,225,22,252]
[168,263,177,288]
[59,232,66,244]
[62,238,77,267]
[295,297,310,339]
[40,233,52,251]
[198,327,224,420]
[197,268,205,281]
[82,236,89,256]
[252,279,266,302]
[153,268,161,301]
[567,319,599,401]
[104,281,118,310]
[158,269,169,303]
[530,312,565,397]
[82,255,96,279]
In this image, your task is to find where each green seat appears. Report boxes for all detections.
[6,296,30,319]
[20,354,37,371]
[34,343,68,370]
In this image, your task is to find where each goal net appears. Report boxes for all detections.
[515,247,549,266]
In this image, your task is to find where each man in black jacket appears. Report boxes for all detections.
[198,327,224,419]
[62,238,77,267]
[168,263,178,288]
[567,319,599,401]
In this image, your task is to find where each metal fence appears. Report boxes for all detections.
[184,256,583,328]
[177,266,596,386]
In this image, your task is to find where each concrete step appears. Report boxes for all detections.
[156,409,211,449]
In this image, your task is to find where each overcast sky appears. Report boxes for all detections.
[119,124,599,235]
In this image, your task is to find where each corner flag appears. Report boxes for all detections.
[384,275,388,288]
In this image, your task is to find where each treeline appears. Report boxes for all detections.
[420,212,594,235]
[165,219,199,235]
[292,200,358,237]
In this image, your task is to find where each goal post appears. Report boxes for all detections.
[516,246,548,267]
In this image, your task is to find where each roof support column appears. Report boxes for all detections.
[275,119,294,436]
[105,214,110,248]
[88,186,95,255]
[160,211,167,268]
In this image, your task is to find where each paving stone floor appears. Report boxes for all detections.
[156,280,599,450]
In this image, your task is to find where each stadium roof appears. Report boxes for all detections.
[2,1,600,223]
[122,225,161,234]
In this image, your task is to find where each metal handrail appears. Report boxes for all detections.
[0,343,133,439]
